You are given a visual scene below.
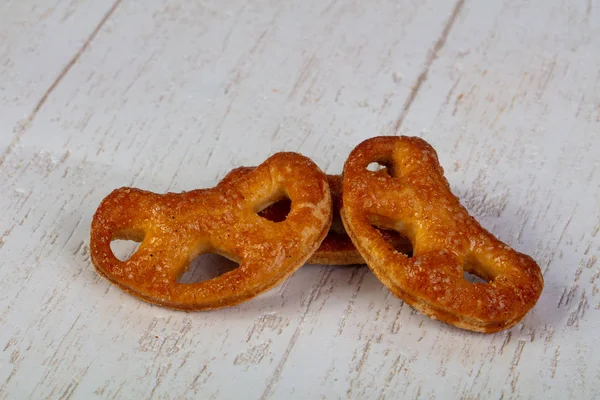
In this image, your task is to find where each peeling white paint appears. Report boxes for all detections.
[0,0,599,398]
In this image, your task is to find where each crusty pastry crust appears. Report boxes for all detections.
[220,169,412,265]
[90,152,332,310]
[341,136,544,333]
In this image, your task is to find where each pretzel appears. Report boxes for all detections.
[90,152,332,310]
[341,136,544,333]
[220,168,412,265]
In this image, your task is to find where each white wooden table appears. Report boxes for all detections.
[1,0,599,398]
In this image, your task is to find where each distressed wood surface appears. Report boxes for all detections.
[0,0,118,159]
[1,0,599,398]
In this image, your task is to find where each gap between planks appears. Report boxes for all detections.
[0,0,123,168]
[393,0,466,134]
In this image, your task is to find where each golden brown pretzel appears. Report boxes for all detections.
[220,168,412,265]
[341,136,544,333]
[90,153,332,310]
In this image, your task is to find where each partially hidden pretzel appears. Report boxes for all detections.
[220,168,412,265]
[341,136,544,333]
[90,152,332,310]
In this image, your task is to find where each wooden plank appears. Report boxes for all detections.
[0,0,119,161]
[0,0,461,399]
[387,0,600,398]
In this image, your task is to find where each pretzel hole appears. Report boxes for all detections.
[257,196,291,222]
[376,228,413,256]
[110,239,142,262]
[463,271,488,284]
[366,161,395,177]
[369,214,414,256]
[462,255,496,284]
[178,253,240,284]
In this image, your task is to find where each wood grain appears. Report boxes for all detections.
[0,0,119,164]
[0,0,598,398]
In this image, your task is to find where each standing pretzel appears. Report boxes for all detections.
[90,153,332,310]
[341,136,544,333]
[219,168,412,265]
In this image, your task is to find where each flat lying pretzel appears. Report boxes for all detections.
[90,153,332,310]
[220,168,412,265]
[341,136,544,333]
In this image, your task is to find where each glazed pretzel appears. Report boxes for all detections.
[90,153,332,310]
[341,137,544,333]
[220,168,412,265]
